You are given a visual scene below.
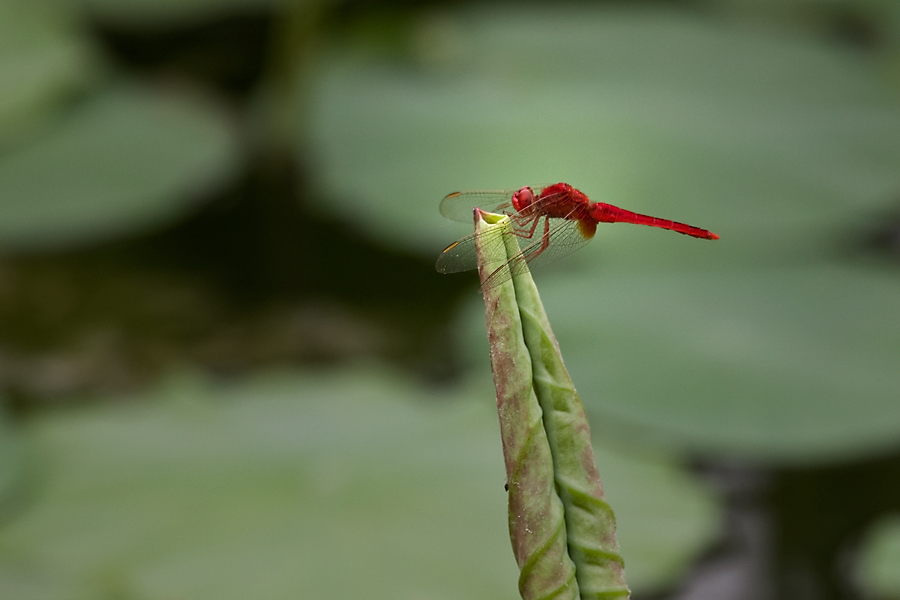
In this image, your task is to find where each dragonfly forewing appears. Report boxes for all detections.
[438,190,518,223]
[435,222,523,274]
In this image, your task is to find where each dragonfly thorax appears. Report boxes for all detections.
[518,182,591,220]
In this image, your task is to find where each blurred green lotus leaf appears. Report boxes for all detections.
[0,409,26,524]
[0,367,719,598]
[78,0,304,25]
[458,263,900,464]
[305,6,900,265]
[0,84,242,252]
[597,445,719,592]
[859,515,900,599]
[0,1,101,148]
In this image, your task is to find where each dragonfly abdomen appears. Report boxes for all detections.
[591,203,719,240]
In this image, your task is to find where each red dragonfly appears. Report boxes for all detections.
[436,183,718,289]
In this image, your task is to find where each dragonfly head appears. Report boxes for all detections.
[511,186,535,213]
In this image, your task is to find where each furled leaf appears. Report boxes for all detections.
[475,211,580,600]
[495,219,630,599]
[477,211,630,599]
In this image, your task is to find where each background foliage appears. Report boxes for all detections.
[1,0,900,598]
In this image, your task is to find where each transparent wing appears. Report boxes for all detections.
[439,185,568,223]
[519,218,595,271]
[435,220,518,274]
[479,216,594,290]
[438,190,519,223]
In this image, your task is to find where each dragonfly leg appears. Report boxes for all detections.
[519,215,552,260]
[536,216,552,255]
[508,212,532,227]
[500,216,553,283]
[510,214,542,239]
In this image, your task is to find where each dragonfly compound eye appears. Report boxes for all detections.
[512,186,535,212]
